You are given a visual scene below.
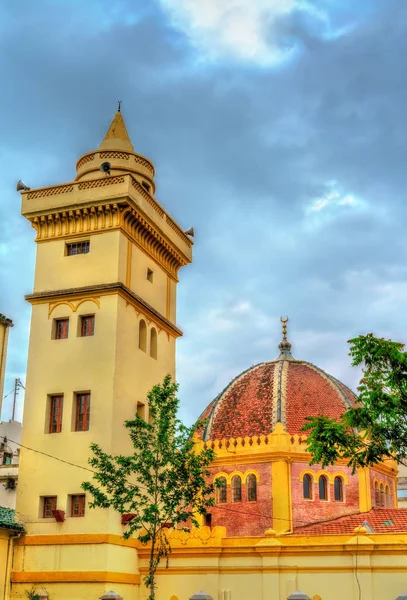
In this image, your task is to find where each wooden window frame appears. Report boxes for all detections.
[71,494,86,517]
[303,474,313,500]
[66,241,90,256]
[55,318,69,340]
[49,395,63,433]
[80,315,95,337]
[319,475,328,501]
[75,393,91,432]
[43,496,57,518]
[334,476,344,502]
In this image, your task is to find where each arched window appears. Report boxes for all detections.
[303,474,313,500]
[334,477,344,502]
[246,474,257,502]
[231,475,242,502]
[150,328,157,359]
[319,475,328,501]
[380,483,385,507]
[139,320,147,352]
[215,477,227,504]
[374,481,380,506]
[385,485,391,508]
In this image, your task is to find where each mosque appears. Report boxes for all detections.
[4,110,407,600]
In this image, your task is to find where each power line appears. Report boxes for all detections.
[0,434,367,530]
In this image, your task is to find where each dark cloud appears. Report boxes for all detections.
[1,0,406,423]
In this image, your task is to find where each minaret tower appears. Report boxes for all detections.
[12,109,192,599]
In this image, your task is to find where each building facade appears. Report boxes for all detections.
[12,109,192,599]
[0,420,21,509]
[9,111,407,600]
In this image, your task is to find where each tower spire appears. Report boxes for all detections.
[99,107,134,153]
[277,316,293,359]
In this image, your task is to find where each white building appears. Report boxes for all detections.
[0,420,21,509]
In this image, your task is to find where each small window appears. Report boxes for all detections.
[303,474,313,500]
[246,474,257,501]
[385,485,391,508]
[55,318,69,340]
[319,475,328,501]
[147,268,154,283]
[380,483,385,507]
[75,393,91,432]
[136,402,145,420]
[49,395,64,433]
[216,477,227,504]
[150,328,158,360]
[66,241,90,256]
[334,476,343,502]
[3,453,13,466]
[374,481,380,506]
[142,181,151,192]
[139,320,147,352]
[204,514,212,528]
[80,315,95,337]
[231,475,242,502]
[71,494,86,517]
[43,496,57,518]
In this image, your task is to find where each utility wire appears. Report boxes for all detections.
[0,434,367,530]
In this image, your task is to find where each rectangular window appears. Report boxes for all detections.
[66,241,90,256]
[80,315,95,337]
[147,268,154,283]
[71,494,85,517]
[75,393,91,431]
[3,453,12,465]
[55,318,69,340]
[49,395,64,433]
[43,496,57,518]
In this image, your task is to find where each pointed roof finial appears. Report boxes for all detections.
[99,108,134,153]
[118,100,122,112]
[278,316,293,359]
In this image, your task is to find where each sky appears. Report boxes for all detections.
[1,0,406,425]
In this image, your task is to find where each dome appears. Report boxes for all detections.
[200,332,356,441]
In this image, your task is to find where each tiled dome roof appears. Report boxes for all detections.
[200,338,356,441]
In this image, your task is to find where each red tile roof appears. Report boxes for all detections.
[294,508,407,534]
[199,358,357,440]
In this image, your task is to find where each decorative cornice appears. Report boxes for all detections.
[25,282,183,338]
[28,198,190,279]
[122,207,188,279]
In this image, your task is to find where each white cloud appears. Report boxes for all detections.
[159,0,300,65]
[305,181,365,225]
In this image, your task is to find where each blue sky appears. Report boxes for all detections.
[1,0,406,425]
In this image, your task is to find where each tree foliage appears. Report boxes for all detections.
[82,375,216,600]
[303,333,407,472]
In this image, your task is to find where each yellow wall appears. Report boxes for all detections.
[13,112,191,599]
[0,530,10,599]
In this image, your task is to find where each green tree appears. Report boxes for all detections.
[82,375,216,600]
[303,333,407,472]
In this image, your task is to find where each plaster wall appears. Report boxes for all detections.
[370,467,396,507]
[33,231,123,293]
[208,462,272,536]
[291,462,359,527]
